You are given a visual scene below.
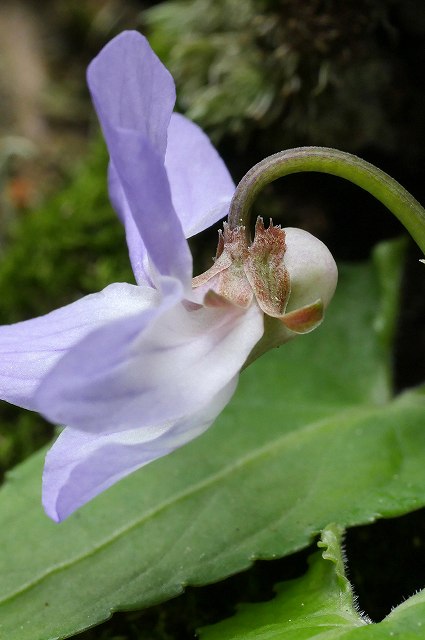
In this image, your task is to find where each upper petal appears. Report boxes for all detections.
[165,113,235,237]
[88,32,192,286]
[108,130,193,287]
[108,162,152,285]
[87,30,175,158]
[0,283,158,411]
[42,377,238,521]
[35,299,264,434]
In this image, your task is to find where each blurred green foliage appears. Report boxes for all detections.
[0,139,132,324]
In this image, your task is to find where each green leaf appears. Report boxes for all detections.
[1,240,425,640]
[199,523,425,639]
[199,523,365,639]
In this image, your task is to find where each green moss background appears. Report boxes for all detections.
[145,0,398,153]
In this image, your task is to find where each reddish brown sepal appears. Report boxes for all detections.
[280,299,324,334]
[203,290,235,308]
[244,217,290,317]
[192,224,253,307]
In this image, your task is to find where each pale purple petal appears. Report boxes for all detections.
[35,300,264,434]
[0,283,159,411]
[108,163,152,285]
[165,113,235,237]
[88,33,192,285]
[42,377,238,521]
[105,128,192,286]
[87,30,175,158]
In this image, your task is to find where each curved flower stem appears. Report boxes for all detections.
[228,146,425,255]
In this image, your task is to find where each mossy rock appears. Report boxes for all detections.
[144,0,398,154]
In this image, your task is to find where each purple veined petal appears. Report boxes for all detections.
[42,376,238,521]
[89,32,192,287]
[0,283,159,411]
[35,298,264,435]
[87,30,175,159]
[165,113,235,237]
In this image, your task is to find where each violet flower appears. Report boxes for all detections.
[0,32,337,522]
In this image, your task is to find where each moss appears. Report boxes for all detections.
[143,0,398,153]
[0,137,133,324]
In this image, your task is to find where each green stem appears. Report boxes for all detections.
[228,146,425,255]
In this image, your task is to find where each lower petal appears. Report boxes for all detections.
[0,283,158,411]
[35,298,263,434]
[42,376,238,521]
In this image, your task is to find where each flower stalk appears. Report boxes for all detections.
[228,146,425,256]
